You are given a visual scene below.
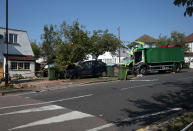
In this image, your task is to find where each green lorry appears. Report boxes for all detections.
[122,47,184,75]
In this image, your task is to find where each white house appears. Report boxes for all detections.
[184,33,193,68]
[87,46,129,65]
[0,27,35,78]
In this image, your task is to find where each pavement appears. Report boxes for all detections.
[0,77,119,96]
[0,70,193,131]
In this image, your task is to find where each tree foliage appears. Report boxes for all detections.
[174,0,193,16]
[31,41,40,60]
[156,31,189,51]
[55,21,91,66]
[41,25,58,64]
[40,20,120,67]
[127,42,138,49]
[156,34,171,47]
[90,30,121,59]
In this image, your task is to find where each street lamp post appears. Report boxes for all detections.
[5,0,9,86]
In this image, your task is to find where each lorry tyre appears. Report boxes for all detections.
[140,67,147,75]
[176,63,182,73]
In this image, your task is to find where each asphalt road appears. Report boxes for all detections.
[0,70,193,131]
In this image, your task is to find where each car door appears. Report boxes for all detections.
[80,61,93,76]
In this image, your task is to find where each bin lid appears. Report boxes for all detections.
[106,64,115,66]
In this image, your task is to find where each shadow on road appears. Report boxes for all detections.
[114,80,193,128]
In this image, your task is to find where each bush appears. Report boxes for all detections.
[13,74,24,79]
[160,112,193,131]
[53,65,66,79]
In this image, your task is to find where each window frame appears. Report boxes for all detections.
[10,62,18,70]
[9,33,18,44]
[10,61,30,71]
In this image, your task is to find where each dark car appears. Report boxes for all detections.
[66,60,107,79]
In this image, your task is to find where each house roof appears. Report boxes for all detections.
[184,33,193,43]
[185,52,193,57]
[135,34,157,44]
[0,27,27,32]
[4,54,35,61]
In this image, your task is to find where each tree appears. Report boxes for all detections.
[156,31,189,51]
[59,21,91,63]
[55,43,73,66]
[173,0,193,16]
[156,34,171,47]
[31,41,40,59]
[41,25,58,64]
[89,29,121,60]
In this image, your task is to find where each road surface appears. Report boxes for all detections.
[0,70,193,131]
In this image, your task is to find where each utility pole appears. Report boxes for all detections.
[118,26,120,63]
[5,0,9,86]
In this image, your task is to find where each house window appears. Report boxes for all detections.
[18,63,24,70]
[24,63,30,69]
[10,62,30,70]
[11,62,17,70]
[9,33,17,43]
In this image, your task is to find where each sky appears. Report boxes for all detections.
[0,0,192,44]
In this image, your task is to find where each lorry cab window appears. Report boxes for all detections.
[134,50,142,63]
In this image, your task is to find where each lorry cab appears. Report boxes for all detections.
[134,49,142,63]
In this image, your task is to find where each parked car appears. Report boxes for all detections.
[66,60,107,79]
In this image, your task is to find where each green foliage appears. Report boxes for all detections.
[156,31,189,52]
[160,112,193,131]
[173,0,193,16]
[60,21,91,62]
[90,29,121,59]
[40,20,120,68]
[13,74,24,79]
[54,20,91,66]
[55,43,73,66]
[156,34,171,47]
[0,84,14,90]
[41,25,58,64]
[31,41,40,59]
[127,42,138,49]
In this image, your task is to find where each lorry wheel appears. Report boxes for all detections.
[176,64,182,73]
[140,67,147,75]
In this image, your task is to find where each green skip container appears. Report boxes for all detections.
[48,67,56,80]
[107,65,114,77]
[118,66,127,80]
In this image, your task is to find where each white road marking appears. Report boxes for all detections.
[0,105,64,116]
[129,79,158,82]
[86,108,182,131]
[121,83,155,90]
[121,76,193,91]
[87,108,182,131]
[86,123,114,131]
[9,111,94,130]
[120,108,182,122]
[0,94,93,110]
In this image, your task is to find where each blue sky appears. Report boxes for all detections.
[0,0,192,44]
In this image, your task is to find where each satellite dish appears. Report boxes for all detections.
[0,34,3,39]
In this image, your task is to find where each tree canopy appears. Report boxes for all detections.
[156,31,189,51]
[55,21,91,66]
[89,30,121,59]
[31,41,40,60]
[40,20,120,67]
[41,25,58,64]
[173,0,193,16]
